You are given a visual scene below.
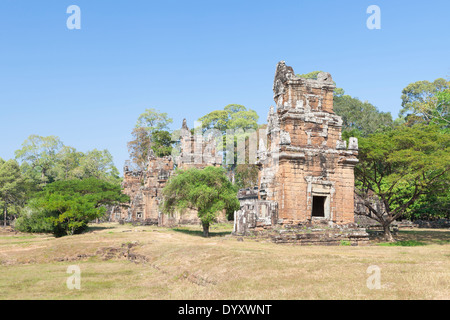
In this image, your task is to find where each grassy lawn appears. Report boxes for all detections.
[0,223,449,300]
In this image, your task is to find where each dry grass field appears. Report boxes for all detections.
[0,223,449,300]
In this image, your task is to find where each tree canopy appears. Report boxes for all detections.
[128,108,174,169]
[0,159,28,226]
[15,135,121,188]
[15,178,129,237]
[399,78,450,126]
[161,166,240,237]
[355,124,450,241]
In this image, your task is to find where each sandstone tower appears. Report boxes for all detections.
[235,61,367,244]
[262,61,359,225]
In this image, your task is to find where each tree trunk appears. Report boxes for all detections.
[3,205,7,227]
[383,223,395,242]
[202,222,210,238]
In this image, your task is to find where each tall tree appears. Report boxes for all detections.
[399,78,450,126]
[333,95,393,136]
[199,104,259,133]
[80,149,121,185]
[53,146,85,181]
[161,166,240,237]
[14,135,63,186]
[128,108,174,169]
[198,104,260,186]
[355,124,450,241]
[0,159,27,227]
[298,70,393,135]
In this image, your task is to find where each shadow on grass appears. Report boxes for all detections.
[86,224,117,233]
[396,230,450,245]
[375,229,450,246]
[171,227,232,238]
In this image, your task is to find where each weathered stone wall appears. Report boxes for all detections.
[116,118,225,226]
[117,155,174,225]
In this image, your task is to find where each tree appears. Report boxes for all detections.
[199,104,259,133]
[53,146,85,181]
[399,78,450,126]
[16,178,129,237]
[128,108,174,169]
[298,71,393,136]
[127,127,152,169]
[161,166,240,237]
[79,149,121,185]
[198,104,260,187]
[135,108,173,132]
[0,159,28,226]
[150,130,173,157]
[355,124,450,241]
[14,135,63,186]
[333,95,393,136]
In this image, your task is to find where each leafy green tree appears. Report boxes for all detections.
[161,166,240,237]
[198,104,260,187]
[16,178,129,237]
[53,146,85,181]
[128,108,174,169]
[14,135,63,186]
[0,159,28,226]
[355,124,450,241]
[199,104,259,133]
[298,71,393,136]
[399,78,450,126]
[333,95,393,136]
[136,108,173,132]
[150,130,173,157]
[79,149,121,185]
[15,136,121,187]
[234,164,259,190]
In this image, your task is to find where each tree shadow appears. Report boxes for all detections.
[86,224,117,233]
[395,229,450,245]
[171,227,231,238]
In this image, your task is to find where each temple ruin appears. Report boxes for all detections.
[114,61,369,244]
[112,119,225,226]
[233,61,369,245]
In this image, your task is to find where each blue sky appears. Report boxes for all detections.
[0,0,449,172]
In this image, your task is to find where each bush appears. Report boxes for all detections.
[16,178,129,237]
[15,202,54,234]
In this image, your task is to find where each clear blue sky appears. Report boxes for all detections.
[0,0,449,172]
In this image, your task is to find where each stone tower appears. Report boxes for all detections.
[259,61,359,225]
[234,61,368,244]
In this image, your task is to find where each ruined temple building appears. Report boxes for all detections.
[233,61,369,245]
[113,119,224,226]
[114,61,369,244]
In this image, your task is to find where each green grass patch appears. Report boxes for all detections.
[378,240,427,247]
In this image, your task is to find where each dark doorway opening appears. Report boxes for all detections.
[312,196,327,217]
